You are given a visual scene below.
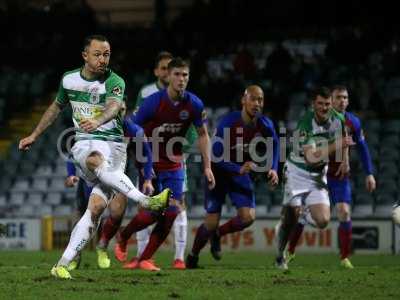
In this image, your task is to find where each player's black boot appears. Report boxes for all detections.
[210,232,222,261]
[186,254,199,269]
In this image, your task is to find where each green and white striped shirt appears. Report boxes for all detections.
[288,109,345,172]
[56,68,125,142]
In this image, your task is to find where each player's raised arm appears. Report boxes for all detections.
[19,100,64,151]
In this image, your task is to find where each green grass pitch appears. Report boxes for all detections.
[1,250,400,299]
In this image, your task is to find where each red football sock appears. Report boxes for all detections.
[218,215,250,236]
[191,223,212,255]
[98,216,122,247]
[339,221,352,259]
[139,209,178,260]
[120,210,157,241]
[287,223,304,254]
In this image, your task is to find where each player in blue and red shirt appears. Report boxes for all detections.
[114,57,215,271]
[186,85,279,268]
[286,85,376,269]
[93,118,155,266]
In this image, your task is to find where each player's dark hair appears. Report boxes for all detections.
[331,84,348,92]
[311,86,331,101]
[168,57,190,70]
[83,34,109,51]
[155,51,173,68]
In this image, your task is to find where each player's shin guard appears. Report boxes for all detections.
[191,223,213,256]
[136,227,151,258]
[287,223,304,254]
[98,216,122,249]
[173,210,188,260]
[218,215,251,236]
[139,207,179,260]
[57,209,98,266]
[94,161,148,204]
[339,220,352,259]
[121,210,157,242]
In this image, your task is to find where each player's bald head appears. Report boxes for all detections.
[241,85,264,118]
[243,85,264,99]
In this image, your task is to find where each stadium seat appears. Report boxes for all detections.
[255,205,267,216]
[378,179,397,195]
[26,193,44,206]
[353,191,374,217]
[221,205,235,217]
[378,161,398,176]
[63,190,77,202]
[31,178,48,191]
[49,177,67,192]
[363,119,380,133]
[267,204,282,218]
[35,205,53,216]
[375,193,396,217]
[0,194,7,207]
[53,205,73,216]
[46,192,62,206]
[352,204,374,217]
[18,161,36,175]
[18,205,35,217]
[11,179,30,192]
[0,177,12,192]
[9,192,25,206]
[379,147,399,161]
[35,165,53,177]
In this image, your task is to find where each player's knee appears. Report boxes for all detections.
[86,152,104,171]
[337,206,350,221]
[314,216,330,229]
[239,214,255,227]
[88,197,107,218]
[109,195,127,218]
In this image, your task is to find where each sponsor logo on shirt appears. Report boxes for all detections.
[89,86,100,104]
[179,110,189,120]
[112,86,123,97]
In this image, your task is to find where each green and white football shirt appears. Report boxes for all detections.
[56,68,125,142]
[288,109,345,172]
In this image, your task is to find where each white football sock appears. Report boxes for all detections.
[136,227,151,257]
[173,210,187,260]
[57,209,99,266]
[94,161,149,205]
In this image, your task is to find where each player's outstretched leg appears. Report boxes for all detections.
[94,159,170,212]
[172,210,188,269]
[51,194,106,279]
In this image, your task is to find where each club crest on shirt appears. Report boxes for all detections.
[201,110,207,120]
[89,86,100,104]
[112,86,123,97]
[179,110,189,120]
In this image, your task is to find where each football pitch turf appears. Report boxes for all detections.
[0,251,399,299]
